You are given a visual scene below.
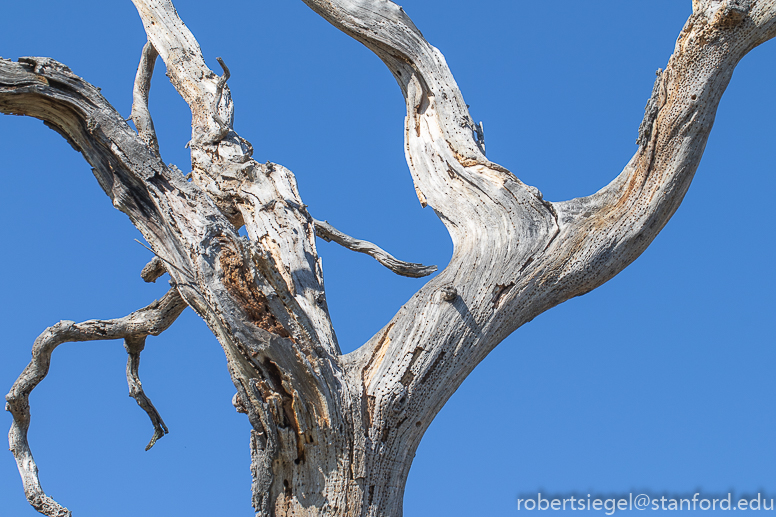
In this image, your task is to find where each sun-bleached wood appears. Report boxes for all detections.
[2,0,775,515]
[5,287,185,517]
[313,219,437,278]
[130,41,160,154]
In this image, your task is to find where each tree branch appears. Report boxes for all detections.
[130,41,160,154]
[1,53,353,513]
[125,335,169,451]
[314,219,437,278]
[209,56,231,142]
[131,0,340,354]
[5,1,773,513]
[5,288,186,517]
[0,54,333,359]
[301,0,776,495]
[549,0,776,298]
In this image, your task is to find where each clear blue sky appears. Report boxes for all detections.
[1,1,774,516]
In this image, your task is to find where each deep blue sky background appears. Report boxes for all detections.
[1,1,774,516]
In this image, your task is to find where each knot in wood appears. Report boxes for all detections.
[720,0,750,26]
[232,393,248,414]
[86,116,101,134]
[435,284,457,303]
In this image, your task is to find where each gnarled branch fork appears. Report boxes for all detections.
[0,51,344,515]
[2,0,775,515]
[5,287,186,516]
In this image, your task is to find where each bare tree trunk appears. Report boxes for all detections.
[2,0,775,516]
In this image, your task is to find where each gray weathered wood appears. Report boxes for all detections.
[3,0,775,515]
[5,287,185,517]
[314,219,437,278]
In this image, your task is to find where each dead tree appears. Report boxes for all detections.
[3,0,775,515]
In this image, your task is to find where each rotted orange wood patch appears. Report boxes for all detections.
[218,240,292,340]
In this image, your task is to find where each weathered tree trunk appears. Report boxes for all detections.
[3,0,776,516]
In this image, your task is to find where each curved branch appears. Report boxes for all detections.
[130,41,160,153]
[124,334,170,451]
[547,0,776,298]
[5,288,186,517]
[125,291,185,450]
[301,0,776,504]
[314,219,437,278]
[296,0,542,210]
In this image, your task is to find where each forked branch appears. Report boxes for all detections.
[3,1,775,515]
[5,288,186,517]
[302,2,776,501]
[314,0,776,364]
[132,0,341,353]
[1,50,348,517]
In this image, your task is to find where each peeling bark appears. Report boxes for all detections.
[3,0,775,516]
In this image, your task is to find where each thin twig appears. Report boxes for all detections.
[124,336,169,450]
[313,219,437,278]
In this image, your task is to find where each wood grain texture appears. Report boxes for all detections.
[2,0,775,515]
[5,288,186,517]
